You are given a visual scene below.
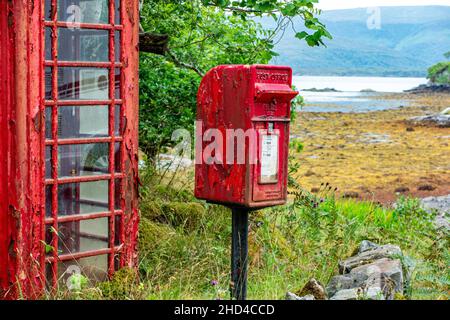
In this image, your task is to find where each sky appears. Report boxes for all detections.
[317,0,450,10]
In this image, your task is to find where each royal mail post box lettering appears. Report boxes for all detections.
[195,65,298,208]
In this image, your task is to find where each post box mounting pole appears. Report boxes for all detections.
[230,207,250,300]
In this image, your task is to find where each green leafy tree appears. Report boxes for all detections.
[138,0,330,160]
[427,52,450,85]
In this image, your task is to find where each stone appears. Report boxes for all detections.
[339,244,402,274]
[330,287,385,300]
[350,258,404,299]
[285,292,315,300]
[407,114,450,128]
[421,194,450,215]
[359,240,380,254]
[296,278,328,300]
[405,84,450,94]
[441,107,450,115]
[420,194,450,231]
[326,273,369,297]
[418,184,436,191]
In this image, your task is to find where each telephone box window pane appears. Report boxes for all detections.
[58,28,109,62]
[115,31,121,62]
[58,105,109,139]
[45,225,55,256]
[45,67,53,100]
[58,143,109,178]
[114,179,121,210]
[45,263,54,288]
[58,67,109,100]
[57,218,109,255]
[46,146,53,179]
[44,0,52,21]
[58,181,109,216]
[115,68,121,99]
[58,254,108,283]
[114,105,121,136]
[45,28,53,61]
[45,186,53,218]
[114,215,121,246]
[45,107,53,139]
[58,0,109,25]
[114,143,121,173]
[115,0,121,25]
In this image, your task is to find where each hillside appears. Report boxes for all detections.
[265,6,450,77]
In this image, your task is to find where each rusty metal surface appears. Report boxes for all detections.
[0,0,140,299]
[195,65,298,208]
[0,0,13,297]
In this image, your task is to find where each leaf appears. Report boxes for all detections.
[295,31,309,40]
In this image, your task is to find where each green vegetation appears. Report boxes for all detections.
[53,167,448,300]
[138,0,330,159]
[427,52,450,85]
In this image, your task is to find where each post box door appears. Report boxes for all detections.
[43,0,137,286]
[252,121,289,202]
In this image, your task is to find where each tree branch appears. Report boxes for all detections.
[166,50,204,77]
[139,32,169,55]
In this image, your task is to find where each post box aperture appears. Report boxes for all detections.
[195,65,298,208]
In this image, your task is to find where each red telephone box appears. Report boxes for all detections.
[0,0,139,299]
[195,65,298,208]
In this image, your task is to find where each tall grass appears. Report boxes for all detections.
[130,171,448,300]
[53,168,448,300]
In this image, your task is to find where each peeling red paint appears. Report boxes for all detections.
[0,0,140,299]
[195,65,298,208]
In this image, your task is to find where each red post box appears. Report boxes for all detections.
[195,65,298,208]
[0,0,139,299]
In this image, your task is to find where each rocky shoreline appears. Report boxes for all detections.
[405,84,450,94]
[291,93,450,204]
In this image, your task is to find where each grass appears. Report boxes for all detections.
[54,168,449,300]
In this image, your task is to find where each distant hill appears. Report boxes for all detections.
[264,6,450,77]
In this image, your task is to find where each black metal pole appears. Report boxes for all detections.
[231,207,249,300]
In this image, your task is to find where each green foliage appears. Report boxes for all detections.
[139,55,199,159]
[131,167,449,300]
[139,0,328,159]
[47,168,448,300]
[427,61,450,85]
[427,51,450,85]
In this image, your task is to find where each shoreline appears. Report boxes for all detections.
[291,93,450,204]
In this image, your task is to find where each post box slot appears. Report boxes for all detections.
[255,83,299,103]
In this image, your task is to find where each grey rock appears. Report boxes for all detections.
[339,244,402,274]
[405,84,450,94]
[359,240,380,254]
[330,287,385,300]
[420,194,450,231]
[285,292,315,300]
[421,194,450,216]
[407,114,450,128]
[350,258,404,299]
[326,273,369,297]
[441,107,450,115]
